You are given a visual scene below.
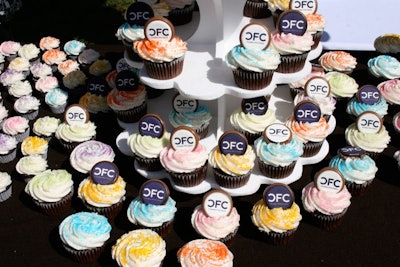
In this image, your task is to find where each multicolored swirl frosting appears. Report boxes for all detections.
[8,80,32,98]
[271,31,314,55]
[88,59,112,76]
[8,57,30,72]
[368,55,400,79]
[62,69,87,89]
[18,43,40,61]
[285,116,329,143]
[169,105,212,131]
[35,76,59,94]
[63,40,86,56]
[0,133,17,154]
[305,13,326,34]
[325,71,359,99]
[127,196,177,227]
[345,123,390,153]
[45,88,68,107]
[251,199,302,234]
[2,116,29,136]
[115,23,144,44]
[160,143,208,173]
[377,78,400,105]
[346,97,388,117]
[191,204,240,240]
[107,86,147,111]
[42,49,67,65]
[59,211,111,250]
[225,46,281,72]
[293,92,336,117]
[15,155,48,176]
[69,140,115,174]
[127,131,171,159]
[301,181,351,215]
[14,95,40,114]
[55,121,96,143]
[78,176,126,207]
[79,92,111,114]
[133,37,187,63]
[319,51,357,73]
[329,154,378,184]
[30,62,53,79]
[208,145,255,176]
[25,169,73,203]
[21,136,48,156]
[0,69,26,86]
[32,116,61,138]
[177,239,234,267]
[112,229,166,267]
[57,59,80,76]
[39,36,60,51]
[0,40,21,57]
[230,107,276,134]
[254,136,304,167]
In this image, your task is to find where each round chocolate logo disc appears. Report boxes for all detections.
[263,183,294,210]
[173,94,198,113]
[241,96,268,115]
[277,10,308,36]
[115,70,139,91]
[356,85,381,105]
[144,17,174,41]
[126,2,154,26]
[87,76,111,96]
[356,111,382,134]
[218,130,248,155]
[140,179,170,205]
[239,22,271,50]
[289,0,318,15]
[314,167,345,193]
[294,100,321,123]
[202,190,233,218]
[170,126,199,151]
[263,123,292,144]
[138,114,165,138]
[90,161,119,185]
[304,77,330,98]
[116,58,131,72]
[338,146,365,158]
[64,104,90,125]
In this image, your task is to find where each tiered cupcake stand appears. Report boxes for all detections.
[116,0,335,196]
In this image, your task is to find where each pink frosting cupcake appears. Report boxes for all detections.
[0,40,22,60]
[2,116,30,142]
[318,51,358,75]
[39,36,60,51]
[377,78,400,115]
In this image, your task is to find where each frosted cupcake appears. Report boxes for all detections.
[34,75,59,97]
[254,123,304,178]
[57,59,80,76]
[25,169,74,216]
[7,79,33,100]
[128,114,171,171]
[127,179,177,237]
[42,49,67,72]
[318,51,358,75]
[39,36,60,51]
[112,229,166,267]
[15,155,48,182]
[166,0,196,26]
[301,167,352,230]
[0,172,12,202]
[243,0,271,19]
[268,0,290,24]
[18,43,40,64]
[115,21,145,62]
[191,190,240,247]
[2,115,30,142]
[177,239,234,267]
[8,57,31,76]
[208,130,256,188]
[377,78,400,115]
[59,211,111,263]
[45,87,69,114]
[77,48,101,73]
[305,13,325,50]
[160,127,209,187]
[0,104,9,128]
[1,69,27,89]
[32,116,61,143]
[79,91,112,116]
[325,71,359,108]
[88,59,112,78]
[329,146,378,196]
[0,133,17,163]
[374,33,400,58]
[62,69,87,104]
[251,184,302,245]
[78,161,126,219]
[229,96,276,144]
[30,62,53,81]
[367,55,400,83]
[288,68,325,98]
[13,95,40,120]
[0,40,21,61]
[63,40,86,60]
[21,136,49,159]
[168,94,212,139]
[346,85,388,120]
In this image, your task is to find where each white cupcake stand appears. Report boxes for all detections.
[116,0,335,196]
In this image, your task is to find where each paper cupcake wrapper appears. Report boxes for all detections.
[115,102,147,123]
[0,185,12,202]
[0,148,17,163]
[14,127,30,143]
[263,227,298,245]
[33,189,73,216]
[346,180,374,196]
[232,68,274,90]
[48,102,67,114]
[82,198,125,220]
[243,0,271,18]
[257,159,296,179]
[134,154,164,171]
[302,140,324,157]
[58,136,96,153]
[167,2,196,26]
[18,109,39,120]
[213,168,252,189]
[135,219,175,238]
[167,163,208,187]
[309,209,348,231]
[144,57,184,80]
[62,242,105,264]
[276,52,309,73]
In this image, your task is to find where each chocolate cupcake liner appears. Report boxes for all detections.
[276,52,309,74]
[48,102,67,114]
[257,159,296,179]
[346,180,374,196]
[122,39,143,63]
[0,185,12,202]
[302,140,324,157]
[243,0,271,18]
[232,68,274,90]
[82,198,125,220]
[194,123,210,139]
[167,2,196,26]
[115,102,147,123]
[18,109,39,120]
[308,209,348,231]
[0,148,17,163]
[135,219,175,239]
[33,189,74,216]
[134,154,163,172]
[58,137,95,154]
[14,127,30,143]
[62,242,105,264]
[263,228,298,245]
[219,227,239,248]
[213,168,252,189]
[235,128,262,145]
[144,57,184,80]
[168,163,208,187]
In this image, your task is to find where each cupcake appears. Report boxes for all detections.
[243,0,271,19]
[127,179,177,237]
[318,51,358,75]
[251,183,302,245]
[107,71,147,123]
[77,48,101,73]
[18,43,40,64]
[374,33,400,58]
[0,40,21,61]
[32,116,61,143]
[329,146,378,196]
[166,0,196,26]
[168,93,212,139]
[208,130,255,188]
[301,167,352,230]
[24,169,74,216]
[127,114,171,171]
[15,155,48,182]
[0,133,17,163]
[159,126,209,187]
[116,22,145,63]
[0,69,26,88]
[346,85,388,120]
[133,17,187,80]
[39,36,60,51]
[13,95,40,120]
[34,75,59,97]
[1,115,30,142]
[229,96,276,144]
[29,62,53,81]
[344,111,390,160]
[8,57,31,76]
[7,79,33,100]
[88,59,112,78]
[177,239,234,267]
[0,172,12,202]
[20,136,49,159]
[63,40,86,60]
[69,140,115,177]
[268,0,289,25]
[288,66,326,98]
[62,69,88,104]
[325,71,359,109]
[45,87,69,114]
[41,48,67,73]
[78,76,112,117]
[112,229,166,267]
[57,59,80,76]
[77,161,126,219]
[285,101,330,157]
[377,78,400,116]
[191,190,240,247]
[305,12,326,50]
[367,55,400,84]
[271,11,314,73]
[254,123,304,178]
[59,211,111,263]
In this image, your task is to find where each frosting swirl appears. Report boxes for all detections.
[319,51,357,73]
[62,69,87,89]
[35,76,59,93]
[42,49,67,65]
[208,145,255,176]
[33,116,61,137]
[63,40,86,56]
[2,116,29,136]
[345,123,390,153]
[0,41,21,56]
[0,69,26,86]
[325,71,359,99]
[127,131,171,159]
[30,62,53,78]
[18,43,40,61]
[271,31,314,55]
[268,0,290,12]
[88,59,112,76]
[230,107,276,134]
[115,23,144,43]
[286,116,329,143]
[57,59,80,76]
[160,144,208,173]
[0,133,17,154]
[79,92,111,114]
[8,57,30,72]
[377,78,400,104]
[329,154,378,184]
[15,155,48,176]
[133,37,187,63]
[55,121,96,143]
[0,104,8,122]
[293,92,336,116]
[368,55,400,79]
[14,95,40,114]
[39,36,60,51]
[305,13,326,34]
[45,88,68,107]
[8,80,32,98]
[346,97,388,117]
[78,48,101,65]
[169,105,212,130]
[21,136,48,156]
[0,172,11,192]
[374,33,400,54]
[107,86,147,111]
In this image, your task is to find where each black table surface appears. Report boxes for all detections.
[1,48,400,267]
